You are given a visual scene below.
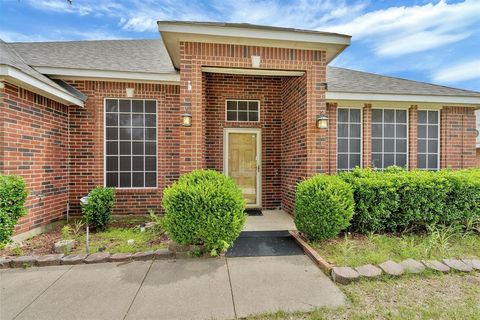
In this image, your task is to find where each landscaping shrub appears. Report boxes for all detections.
[295,174,354,240]
[0,174,28,245]
[81,186,115,231]
[339,167,480,233]
[163,170,246,256]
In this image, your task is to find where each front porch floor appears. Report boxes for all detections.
[244,210,296,232]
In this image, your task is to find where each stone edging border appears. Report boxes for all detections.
[0,249,184,269]
[289,231,480,284]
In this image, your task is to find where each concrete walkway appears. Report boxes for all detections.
[244,210,296,232]
[1,256,345,320]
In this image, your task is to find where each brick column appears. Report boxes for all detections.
[362,104,372,168]
[306,61,328,175]
[408,105,418,169]
[440,106,477,169]
[179,42,204,173]
[327,103,337,174]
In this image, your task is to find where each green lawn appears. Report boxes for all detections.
[310,232,480,267]
[68,216,168,254]
[72,228,167,254]
[248,273,480,320]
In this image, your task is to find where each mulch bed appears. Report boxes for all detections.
[0,216,160,257]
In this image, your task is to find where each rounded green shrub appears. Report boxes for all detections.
[295,174,354,240]
[81,186,115,231]
[0,174,28,245]
[163,170,246,256]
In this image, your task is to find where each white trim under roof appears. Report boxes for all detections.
[34,66,181,84]
[326,91,480,106]
[201,67,304,77]
[158,21,351,68]
[0,65,84,106]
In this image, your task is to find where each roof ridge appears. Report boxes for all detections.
[328,66,480,95]
[9,38,160,45]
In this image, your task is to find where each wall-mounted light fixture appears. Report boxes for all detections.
[125,88,135,97]
[187,80,192,92]
[181,113,192,127]
[251,55,261,68]
[316,114,329,129]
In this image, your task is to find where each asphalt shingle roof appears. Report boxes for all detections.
[10,39,175,74]
[6,38,480,98]
[0,40,86,102]
[327,66,480,97]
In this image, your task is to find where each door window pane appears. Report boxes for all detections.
[104,99,157,188]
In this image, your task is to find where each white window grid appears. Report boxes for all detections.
[417,110,440,170]
[337,108,363,172]
[104,98,158,189]
[225,100,260,122]
[371,108,409,169]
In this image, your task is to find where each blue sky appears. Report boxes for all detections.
[1,0,480,91]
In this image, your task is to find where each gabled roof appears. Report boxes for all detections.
[0,40,85,106]
[327,67,480,97]
[158,20,351,68]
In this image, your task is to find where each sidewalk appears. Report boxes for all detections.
[1,256,345,320]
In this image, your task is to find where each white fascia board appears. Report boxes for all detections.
[326,91,480,106]
[158,23,351,46]
[201,67,305,76]
[34,66,181,84]
[0,65,84,106]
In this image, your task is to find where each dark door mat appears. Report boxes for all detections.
[226,231,304,257]
[245,208,263,216]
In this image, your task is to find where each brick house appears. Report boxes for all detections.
[1,21,479,236]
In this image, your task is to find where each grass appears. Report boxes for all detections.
[69,216,168,254]
[310,231,480,267]
[247,273,480,320]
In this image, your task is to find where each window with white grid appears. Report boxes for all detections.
[417,110,440,170]
[226,100,259,122]
[371,109,408,169]
[104,99,157,188]
[337,108,362,171]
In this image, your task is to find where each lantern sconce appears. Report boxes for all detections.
[125,87,135,97]
[251,55,261,68]
[187,80,192,92]
[316,114,329,129]
[181,113,192,127]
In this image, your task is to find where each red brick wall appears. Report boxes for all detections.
[0,82,69,233]
[282,75,308,213]
[477,148,480,167]
[204,73,283,209]
[66,80,180,215]
[440,106,477,169]
[179,42,328,177]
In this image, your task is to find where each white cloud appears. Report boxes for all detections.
[433,59,480,83]
[0,31,52,42]
[321,0,480,57]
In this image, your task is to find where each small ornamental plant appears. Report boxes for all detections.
[295,174,354,241]
[163,170,246,256]
[81,186,115,231]
[0,174,28,245]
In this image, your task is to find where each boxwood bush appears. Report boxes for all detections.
[163,170,246,256]
[81,186,115,231]
[0,174,28,245]
[295,174,354,240]
[339,167,480,233]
